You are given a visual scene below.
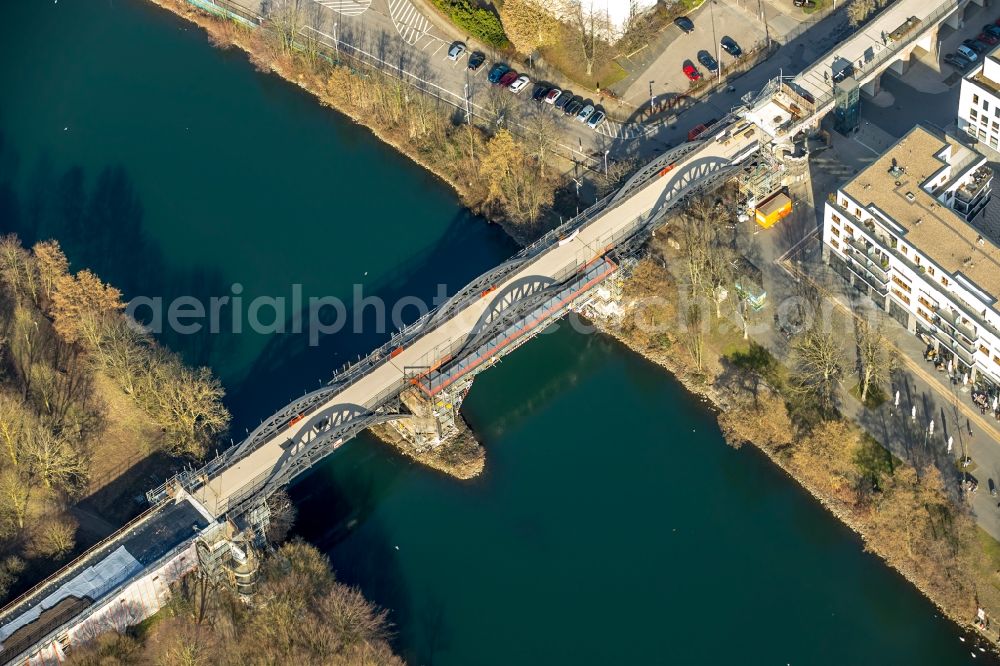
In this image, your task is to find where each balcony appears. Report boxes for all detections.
[829,200,1000,339]
[934,305,978,343]
[843,236,890,284]
[930,326,976,366]
[931,315,977,354]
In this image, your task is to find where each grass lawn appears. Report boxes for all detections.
[977,528,1000,593]
[802,0,830,14]
[849,382,888,409]
[541,45,627,90]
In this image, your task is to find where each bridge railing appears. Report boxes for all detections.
[149,122,716,510]
[788,0,958,131]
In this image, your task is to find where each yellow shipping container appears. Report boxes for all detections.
[754,192,792,229]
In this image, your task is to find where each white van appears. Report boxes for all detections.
[957,44,979,62]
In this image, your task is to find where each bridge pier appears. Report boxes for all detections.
[861,76,881,99]
[945,7,963,29]
[369,380,485,479]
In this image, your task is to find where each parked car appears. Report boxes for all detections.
[720,36,742,57]
[944,52,973,70]
[553,90,573,109]
[964,38,988,54]
[793,0,816,7]
[674,16,694,33]
[468,51,486,71]
[509,74,531,93]
[487,63,509,84]
[531,85,550,101]
[576,104,595,122]
[688,118,718,141]
[498,70,519,87]
[983,24,1000,38]
[979,32,999,45]
[544,88,563,104]
[697,50,719,73]
[957,44,979,62]
[586,110,606,129]
[682,61,701,81]
[447,41,466,61]
[564,98,584,116]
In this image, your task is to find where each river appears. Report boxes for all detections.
[0,0,985,664]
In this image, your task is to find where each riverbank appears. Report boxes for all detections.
[595,239,1000,645]
[140,0,1000,647]
[145,0,566,246]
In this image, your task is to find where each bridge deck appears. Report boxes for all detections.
[191,128,759,518]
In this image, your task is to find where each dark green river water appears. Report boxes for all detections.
[0,1,988,664]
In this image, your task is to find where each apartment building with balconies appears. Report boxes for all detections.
[958,46,1000,161]
[822,125,1000,386]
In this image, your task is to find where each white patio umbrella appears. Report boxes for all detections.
[994,395,999,411]
[948,436,953,454]
[948,359,953,374]
[911,405,917,420]
[894,391,900,408]
[964,373,969,386]
[929,419,935,436]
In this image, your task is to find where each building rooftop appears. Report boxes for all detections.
[842,125,1000,299]
[0,497,210,661]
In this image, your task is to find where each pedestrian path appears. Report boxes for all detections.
[387,0,434,45]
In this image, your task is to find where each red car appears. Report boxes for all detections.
[498,70,519,87]
[683,62,701,81]
[981,32,999,45]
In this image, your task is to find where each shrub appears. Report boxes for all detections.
[430,0,509,48]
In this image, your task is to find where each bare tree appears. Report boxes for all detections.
[522,106,558,177]
[24,427,88,494]
[91,317,156,397]
[847,0,877,27]
[0,234,38,304]
[564,0,612,79]
[791,322,845,419]
[856,315,891,404]
[0,469,30,532]
[265,0,307,54]
[147,362,230,459]
[0,391,30,467]
[50,269,125,347]
[32,239,69,308]
[27,513,77,559]
[595,157,636,198]
[265,489,297,545]
[500,0,559,55]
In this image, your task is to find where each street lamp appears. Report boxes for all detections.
[710,1,722,84]
[604,149,609,176]
[333,22,338,54]
[649,80,655,112]
[572,178,581,215]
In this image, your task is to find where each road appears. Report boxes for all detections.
[214,0,859,171]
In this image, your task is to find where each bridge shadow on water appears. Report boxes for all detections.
[225,207,518,430]
[285,432,453,664]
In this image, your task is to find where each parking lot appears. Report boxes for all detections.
[617,1,767,109]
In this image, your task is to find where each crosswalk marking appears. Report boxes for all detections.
[597,119,652,140]
[315,0,371,15]
[387,0,433,45]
